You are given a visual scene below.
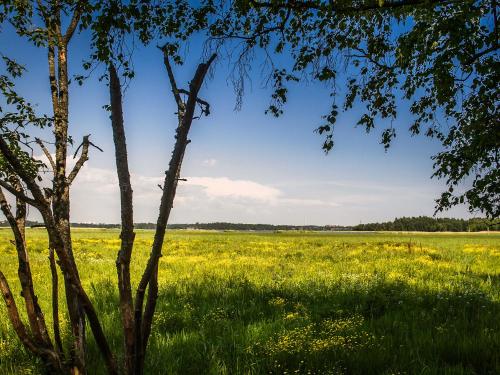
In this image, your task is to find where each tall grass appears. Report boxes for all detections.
[0,229,499,374]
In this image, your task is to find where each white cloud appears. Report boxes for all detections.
[184,176,281,201]
[201,158,217,167]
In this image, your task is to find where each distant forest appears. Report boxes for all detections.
[1,217,498,232]
[352,217,499,232]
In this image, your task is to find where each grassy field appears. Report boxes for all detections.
[0,229,499,374]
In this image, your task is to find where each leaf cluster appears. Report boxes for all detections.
[205,0,500,217]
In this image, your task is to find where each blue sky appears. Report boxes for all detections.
[0,26,473,225]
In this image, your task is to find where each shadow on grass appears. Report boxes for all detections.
[77,275,500,375]
[2,274,498,374]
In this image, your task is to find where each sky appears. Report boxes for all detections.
[0,26,474,225]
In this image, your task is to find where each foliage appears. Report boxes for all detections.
[0,229,499,374]
[205,0,500,217]
[0,56,49,179]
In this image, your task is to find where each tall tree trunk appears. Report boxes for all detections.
[50,40,86,375]
[109,64,136,375]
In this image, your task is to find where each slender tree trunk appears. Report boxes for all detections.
[109,64,136,375]
[49,247,64,356]
[48,29,87,375]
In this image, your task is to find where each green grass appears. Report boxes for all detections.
[0,229,499,374]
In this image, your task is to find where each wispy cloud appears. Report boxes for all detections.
[201,158,217,167]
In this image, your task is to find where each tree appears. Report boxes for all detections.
[1,1,103,372]
[0,0,215,374]
[205,0,499,218]
[108,49,216,374]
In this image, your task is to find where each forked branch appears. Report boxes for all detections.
[132,52,217,374]
[67,135,103,185]
[178,89,211,116]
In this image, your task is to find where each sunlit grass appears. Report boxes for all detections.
[0,229,499,374]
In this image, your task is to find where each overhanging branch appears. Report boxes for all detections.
[249,0,453,12]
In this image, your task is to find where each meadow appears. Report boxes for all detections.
[0,228,499,374]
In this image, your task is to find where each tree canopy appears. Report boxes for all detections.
[204,0,499,218]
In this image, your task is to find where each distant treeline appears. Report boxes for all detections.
[352,216,500,232]
[166,222,351,231]
[0,221,351,231]
[1,217,498,232]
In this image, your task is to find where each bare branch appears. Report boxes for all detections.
[67,135,89,185]
[134,53,217,370]
[67,135,103,185]
[0,179,39,207]
[35,138,56,172]
[159,46,183,109]
[64,3,82,44]
[178,89,211,116]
